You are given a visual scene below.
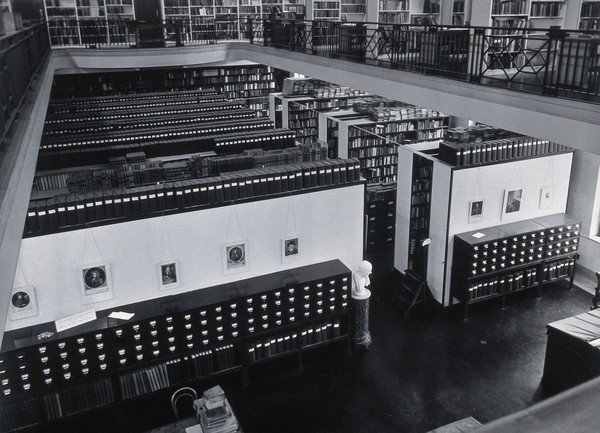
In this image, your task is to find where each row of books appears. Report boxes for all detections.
[40,118,274,149]
[119,345,237,400]
[309,86,370,99]
[438,137,572,167]
[38,127,290,171]
[542,257,576,282]
[44,100,244,124]
[48,92,224,113]
[48,88,219,107]
[48,94,227,115]
[443,124,516,143]
[466,267,538,301]
[0,397,41,431]
[353,103,445,122]
[491,0,527,15]
[25,159,362,236]
[530,2,562,17]
[43,378,114,420]
[35,145,309,194]
[42,108,257,136]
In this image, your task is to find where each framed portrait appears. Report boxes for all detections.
[502,188,523,219]
[9,286,38,320]
[539,186,554,210]
[468,199,484,223]
[282,237,300,263]
[224,241,247,273]
[158,261,179,291]
[81,263,113,304]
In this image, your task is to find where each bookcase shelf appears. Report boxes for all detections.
[25,159,363,237]
[0,260,352,432]
[451,214,580,316]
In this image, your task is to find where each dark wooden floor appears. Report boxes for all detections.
[219,271,591,433]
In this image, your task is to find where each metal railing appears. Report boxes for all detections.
[0,23,50,150]
[42,17,600,103]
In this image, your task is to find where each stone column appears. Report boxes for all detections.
[352,288,372,351]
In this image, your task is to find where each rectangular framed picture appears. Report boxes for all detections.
[9,285,39,320]
[158,261,179,291]
[81,263,113,304]
[224,241,247,273]
[502,188,523,220]
[282,237,300,263]
[539,185,554,210]
[468,199,484,223]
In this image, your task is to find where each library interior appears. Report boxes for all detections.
[1,0,600,432]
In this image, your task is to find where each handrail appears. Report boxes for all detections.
[34,17,600,105]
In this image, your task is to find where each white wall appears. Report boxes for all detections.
[439,152,574,305]
[7,185,365,331]
[427,159,452,303]
[567,150,600,291]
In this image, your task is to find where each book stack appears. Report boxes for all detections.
[196,385,239,433]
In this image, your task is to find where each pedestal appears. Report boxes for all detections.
[352,289,372,351]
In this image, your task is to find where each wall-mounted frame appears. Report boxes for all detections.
[539,185,554,210]
[282,237,300,263]
[502,188,523,220]
[224,241,247,273]
[158,260,179,291]
[81,263,113,304]
[468,199,484,223]
[9,285,39,320]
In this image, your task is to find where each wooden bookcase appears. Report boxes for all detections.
[0,260,352,432]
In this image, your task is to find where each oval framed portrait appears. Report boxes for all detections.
[84,266,107,290]
[9,286,38,320]
[12,291,30,309]
[224,242,247,272]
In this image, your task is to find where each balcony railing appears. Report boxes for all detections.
[38,17,600,104]
[0,23,50,150]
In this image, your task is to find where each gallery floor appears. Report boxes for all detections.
[217,271,591,433]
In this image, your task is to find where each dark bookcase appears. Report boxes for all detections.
[407,154,433,279]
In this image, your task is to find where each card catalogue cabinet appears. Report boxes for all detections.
[451,213,580,316]
[0,260,351,432]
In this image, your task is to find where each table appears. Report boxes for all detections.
[542,309,600,393]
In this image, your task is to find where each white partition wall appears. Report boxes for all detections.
[7,184,365,330]
[395,150,574,306]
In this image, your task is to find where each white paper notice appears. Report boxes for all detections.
[472,232,486,239]
[55,309,97,332]
[108,311,135,320]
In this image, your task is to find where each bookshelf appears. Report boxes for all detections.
[365,183,396,267]
[313,0,341,20]
[408,154,433,278]
[580,0,600,29]
[0,260,352,432]
[394,124,575,308]
[451,214,580,316]
[378,0,410,24]
[44,0,135,46]
[50,64,276,116]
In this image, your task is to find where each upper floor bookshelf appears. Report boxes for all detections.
[579,0,600,29]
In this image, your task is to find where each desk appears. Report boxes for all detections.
[542,309,600,393]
